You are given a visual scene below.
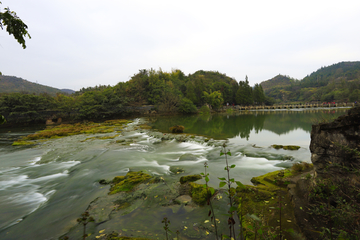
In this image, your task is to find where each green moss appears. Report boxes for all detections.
[250,169,294,190]
[12,140,36,146]
[180,174,202,184]
[109,171,152,194]
[112,176,126,184]
[283,145,300,150]
[189,182,213,206]
[271,144,300,150]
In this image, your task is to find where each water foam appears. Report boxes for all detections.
[0,175,28,191]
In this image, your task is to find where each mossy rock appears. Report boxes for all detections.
[169,125,185,133]
[169,166,185,174]
[109,171,152,194]
[271,144,300,150]
[180,174,202,184]
[188,182,213,206]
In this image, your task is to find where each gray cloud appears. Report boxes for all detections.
[1,0,359,90]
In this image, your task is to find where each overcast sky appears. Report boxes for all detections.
[1,0,359,91]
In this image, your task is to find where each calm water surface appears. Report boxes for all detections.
[0,108,349,239]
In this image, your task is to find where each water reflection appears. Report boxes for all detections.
[150,108,349,139]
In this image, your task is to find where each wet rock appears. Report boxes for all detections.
[179,153,198,161]
[98,179,111,185]
[169,166,185,174]
[310,106,360,180]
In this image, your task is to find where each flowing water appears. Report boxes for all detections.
[0,108,349,239]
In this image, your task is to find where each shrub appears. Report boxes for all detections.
[199,105,210,114]
[178,98,197,114]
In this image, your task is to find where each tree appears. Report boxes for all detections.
[203,90,224,109]
[253,83,265,105]
[0,1,31,48]
[236,76,253,105]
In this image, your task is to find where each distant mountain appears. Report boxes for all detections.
[60,89,76,94]
[0,75,74,95]
[260,74,297,92]
[260,61,360,103]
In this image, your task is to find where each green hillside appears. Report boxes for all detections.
[260,61,360,103]
[0,75,69,95]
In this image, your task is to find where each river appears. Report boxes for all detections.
[0,108,349,239]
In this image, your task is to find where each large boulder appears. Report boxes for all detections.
[310,107,360,180]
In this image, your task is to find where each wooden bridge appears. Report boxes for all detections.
[228,102,357,111]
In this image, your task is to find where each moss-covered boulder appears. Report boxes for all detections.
[272,144,300,150]
[180,174,202,184]
[188,182,213,206]
[109,171,152,194]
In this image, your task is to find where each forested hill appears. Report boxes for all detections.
[260,61,360,103]
[0,75,74,95]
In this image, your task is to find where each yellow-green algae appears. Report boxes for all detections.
[12,140,36,146]
[109,171,152,194]
[12,119,131,145]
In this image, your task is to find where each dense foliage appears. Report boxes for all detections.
[261,62,360,103]
[0,69,267,122]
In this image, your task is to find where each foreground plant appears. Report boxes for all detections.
[77,211,94,240]
[201,161,219,239]
[162,217,171,240]
[218,143,245,239]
